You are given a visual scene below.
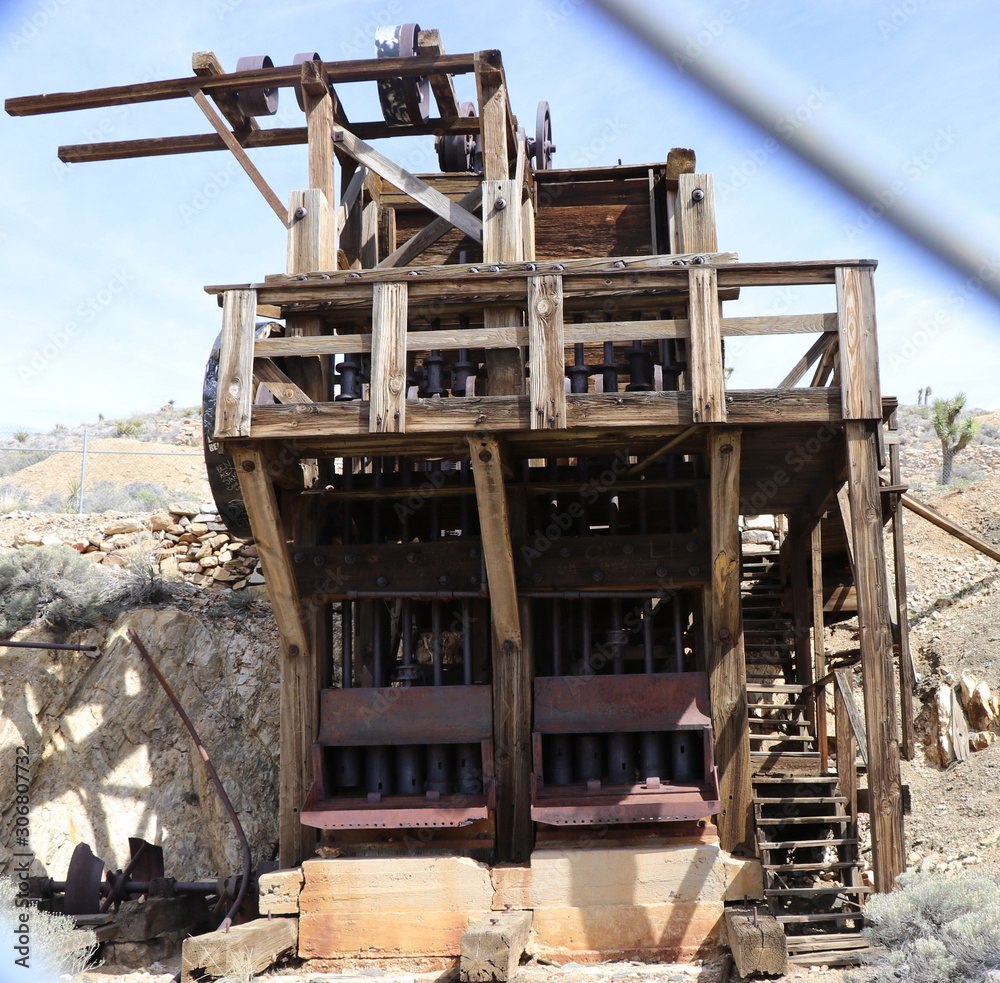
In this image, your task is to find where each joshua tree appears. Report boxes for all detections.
[931,393,979,484]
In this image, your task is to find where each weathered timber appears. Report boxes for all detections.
[844,420,904,891]
[705,429,753,854]
[901,493,1000,562]
[180,917,297,983]
[377,185,483,268]
[258,867,303,916]
[725,908,787,978]
[527,275,566,429]
[676,173,718,254]
[253,358,313,405]
[810,519,829,773]
[213,289,256,439]
[777,330,837,388]
[688,266,726,423]
[837,266,880,419]
[192,51,257,135]
[461,910,533,983]
[369,281,408,432]
[287,189,335,273]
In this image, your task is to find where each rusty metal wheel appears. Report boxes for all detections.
[234,55,279,117]
[375,23,430,126]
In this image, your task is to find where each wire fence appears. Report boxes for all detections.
[0,424,209,514]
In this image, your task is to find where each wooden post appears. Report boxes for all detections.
[810,518,829,773]
[705,428,753,854]
[302,61,338,268]
[676,173,717,254]
[844,420,905,891]
[836,266,880,420]
[214,289,256,439]
[287,189,334,273]
[468,434,531,863]
[369,281,408,433]
[688,267,726,423]
[788,513,813,688]
[527,275,566,429]
[833,671,860,888]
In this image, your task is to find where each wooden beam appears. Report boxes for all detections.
[192,51,258,135]
[705,428,752,855]
[777,331,837,389]
[810,518,829,774]
[467,434,530,863]
[789,514,813,687]
[836,266,880,420]
[188,87,288,226]
[836,482,857,578]
[376,185,483,269]
[332,126,483,242]
[688,267,727,423]
[624,425,701,478]
[369,282,408,433]
[460,909,532,983]
[901,493,1000,562]
[230,447,312,866]
[833,669,869,769]
[417,29,462,119]
[844,420,904,892]
[287,189,335,273]
[725,909,787,978]
[181,916,297,982]
[254,358,313,404]
[676,173,718,253]
[526,275,566,429]
[213,289,256,439]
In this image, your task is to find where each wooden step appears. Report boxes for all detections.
[746,683,807,693]
[759,837,858,849]
[752,735,814,744]
[752,776,839,784]
[754,796,847,805]
[785,932,868,954]
[762,861,858,872]
[765,886,870,897]
[756,815,850,826]
[776,911,865,924]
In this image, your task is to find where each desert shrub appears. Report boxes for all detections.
[862,871,1000,983]
[0,483,30,514]
[0,877,96,978]
[114,417,145,437]
[0,448,52,478]
[0,546,108,636]
[103,542,173,608]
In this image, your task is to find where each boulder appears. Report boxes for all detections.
[104,518,147,536]
[149,512,174,532]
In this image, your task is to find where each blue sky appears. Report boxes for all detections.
[2,0,998,432]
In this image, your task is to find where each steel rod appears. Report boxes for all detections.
[0,640,98,651]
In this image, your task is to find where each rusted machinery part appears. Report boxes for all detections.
[63,842,107,915]
[375,23,430,126]
[531,100,555,170]
[0,640,98,651]
[234,55,279,117]
[100,838,164,914]
[126,628,252,933]
[293,51,323,111]
[438,101,480,172]
[202,325,275,539]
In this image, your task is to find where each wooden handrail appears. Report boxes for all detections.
[834,668,868,768]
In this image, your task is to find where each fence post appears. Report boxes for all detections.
[78,429,88,513]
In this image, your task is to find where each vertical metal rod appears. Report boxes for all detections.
[432,600,443,687]
[581,599,592,674]
[462,600,473,686]
[611,599,625,675]
[77,428,88,514]
[373,601,384,688]
[672,593,685,672]
[643,603,655,674]
[342,600,354,689]
[552,600,562,676]
[602,341,617,393]
[401,598,414,685]
[371,456,383,544]
[460,458,471,538]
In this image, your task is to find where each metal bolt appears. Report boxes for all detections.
[347,271,361,278]
[691,188,705,202]
[468,267,480,274]
[241,460,255,472]
[439,574,451,586]
[376,576,389,588]
[559,546,571,558]
[294,206,308,219]
[523,263,536,271]
[531,571,542,583]
[656,565,669,578]
[686,541,698,553]
[614,260,626,269]
[407,551,419,564]
[287,645,300,657]
[293,552,305,563]
[622,543,634,555]
[344,553,356,565]
[495,197,507,210]
[488,265,500,273]
[408,269,420,275]
[721,443,733,454]
[691,254,706,265]
[479,449,492,463]
[688,564,701,577]
[313,555,324,566]
[719,627,731,640]
[592,569,604,583]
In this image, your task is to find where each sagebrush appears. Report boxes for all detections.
[862,870,1000,983]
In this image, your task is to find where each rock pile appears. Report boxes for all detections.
[925,670,1000,765]
[12,502,263,591]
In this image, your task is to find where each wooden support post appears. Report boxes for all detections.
[888,412,916,760]
[360,170,381,268]
[676,173,717,254]
[833,670,861,889]
[810,518,829,773]
[789,514,813,688]
[369,281,408,433]
[468,434,531,863]
[836,266,880,420]
[688,267,726,423]
[461,909,532,982]
[181,917,297,983]
[844,420,905,891]
[725,909,787,978]
[214,289,256,439]
[230,446,313,867]
[287,189,335,273]
[527,275,565,429]
[705,428,753,855]
[303,66,338,269]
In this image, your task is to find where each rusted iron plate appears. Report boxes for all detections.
[301,784,489,829]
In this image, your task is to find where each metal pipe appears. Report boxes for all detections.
[672,592,685,673]
[581,599,593,674]
[643,604,655,674]
[551,600,562,677]
[126,629,250,933]
[0,640,98,651]
[373,600,385,688]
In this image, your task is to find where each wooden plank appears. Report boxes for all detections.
[811,519,829,774]
[624,426,701,478]
[468,435,530,863]
[844,420,904,892]
[369,282,408,433]
[836,266,880,420]
[377,185,483,268]
[213,289,256,439]
[705,429,752,854]
[333,126,483,241]
[688,267,726,423]
[725,909,787,978]
[287,189,335,273]
[188,87,289,226]
[833,669,868,768]
[789,515,813,687]
[777,331,837,388]
[676,173,718,253]
[192,51,257,134]
[181,917,297,982]
[461,909,532,983]
[836,482,857,577]
[418,29,462,118]
[527,275,566,429]
[230,447,311,867]
[254,357,313,404]
[8,53,481,115]
[901,493,1000,562]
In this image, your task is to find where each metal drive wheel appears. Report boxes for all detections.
[375,23,430,126]
[438,101,480,172]
[530,100,555,170]
[234,55,279,117]
[63,842,105,916]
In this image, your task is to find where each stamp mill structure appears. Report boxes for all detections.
[9,26,912,969]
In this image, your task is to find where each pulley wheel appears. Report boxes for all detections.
[375,23,430,126]
[438,101,479,172]
[530,100,555,170]
[294,51,324,111]
[63,842,106,916]
[235,55,279,117]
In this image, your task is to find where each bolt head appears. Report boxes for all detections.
[241,460,255,472]
[691,188,705,202]
[294,205,308,219]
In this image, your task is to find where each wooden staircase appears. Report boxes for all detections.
[741,548,870,966]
